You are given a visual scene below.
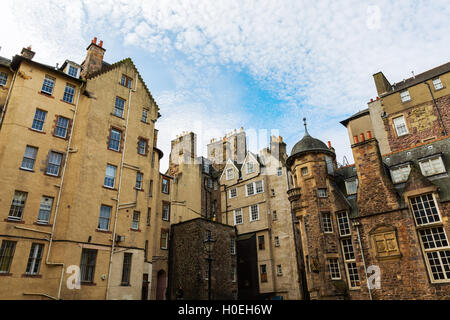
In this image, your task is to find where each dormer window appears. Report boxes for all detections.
[246,162,254,174]
[226,168,234,180]
[67,65,79,78]
[419,155,446,176]
[345,178,358,195]
[400,90,411,103]
[390,164,411,184]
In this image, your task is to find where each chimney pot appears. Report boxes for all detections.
[353,136,359,144]
[21,46,35,60]
[327,141,332,148]
[376,96,379,100]
[367,131,372,139]
[99,40,103,47]
[370,98,374,102]
[360,133,365,142]
[93,37,97,44]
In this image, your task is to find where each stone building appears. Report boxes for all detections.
[286,61,450,300]
[0,39,170,300]
[219,133,303,300]
[167,218,238,300]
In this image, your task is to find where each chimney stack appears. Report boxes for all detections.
[81,37,106,78]
[21,46,35,60]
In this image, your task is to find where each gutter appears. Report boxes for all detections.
[0,67,18,130]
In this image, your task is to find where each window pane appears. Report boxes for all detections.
[47,152,62,175]
[63,84,75,103]
[104,165,116,187]
[32,109,47,131]
[41,76,55,94]
[410,194,440,226]
[21,146,38,170]
[9,191,28,220]
[114,97,125,117]
[38,196,53,223]
[98,205,111,230]
[55,117,70,138]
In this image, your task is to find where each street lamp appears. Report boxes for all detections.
[204,235,216,300]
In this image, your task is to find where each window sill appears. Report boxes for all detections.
[433,86,445,92]
[120,283,131,287]
[38,91,55,99]
[44,173,60,178]
[19,167,35,172]
[141,121,149,125]
[110,113,125,120]
[4,218,25,224]
[28,128,46,134]
[22,274,42,278]
[130,228,141,232]
[96,229,112,234]
[102,186,117,191]
[53,134,68,141]
[107,148,122,153]
[34,222,52,227]
[134,187,144,192]
[80,282,96,286]
[0,273,12,277]
[60,99,75,106]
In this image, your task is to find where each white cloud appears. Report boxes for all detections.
[3,0,450,170]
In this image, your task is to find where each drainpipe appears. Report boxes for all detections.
[354,222,372,300]
[424,82,447,136]
[0,68,18,130]
[23,82,84,300]
[105,72,137,300]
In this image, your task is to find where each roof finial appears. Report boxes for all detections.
[303,117,310,136]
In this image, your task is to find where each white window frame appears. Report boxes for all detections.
[341,238,360,288]
[132,211,140,230]
[390,164,411,184]
[98,205,111,231]
[249,204,259,222]
[41,75,55,95]
[67,65,79,78]
[21,146,38,171]
[246,183,254,196]
[26,243,44,275]
[393,115,409,136]
[37,196,53,224]
[55,116,70,139]
[322,212,333,233]
[141,109,148,123]
[400,90,411,103]
[317,188,328,198]
[230,238,236,255]
[226,168,234,180]
[345,178,359,194]
[328,258,341,280]
[233,208,243,225]
[229,188,237,198]
[246,162,255,174]
[432,78,443,90]
[46,151,63,176]
[277,167,282,176]
[246,181,264,197]
[418,156,446,177]
[104,164,117,188]
[337,211,351,237]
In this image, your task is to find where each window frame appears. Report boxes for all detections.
[98,204,112,231]
[249,204,260,222]
[234,208,243,225]
[321,212,334,233]
[393,115,409,137]
[80,248,97,283]
[390,164,411,184]
[62,83,76,104]
[226,168,234,180]
[132,211,140,230]
[328,258,342,280]
[46,151,63,176]
[0,71,8,86]
[161,177,170,194]
[229,188,237,198]
[37,196,54,224]
[114,96,126,118]
[108,127,123,152]
[400,90,411,103]
[54,116,70,139]
[31,109,47,132]
[8,190,28,221]
[25,243,44,275]
[432,78,444,90]
[0,240,16,274]
[121,252,133,286]
[418,156,446,177]
[41,75,55,95]
[135,172,143,190]
[162,201,170,221]
[104,164,117,189]
[21,145,38,171]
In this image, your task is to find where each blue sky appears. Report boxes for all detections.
[3,1,450,172]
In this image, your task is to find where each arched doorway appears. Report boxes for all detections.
[156,270,167,300]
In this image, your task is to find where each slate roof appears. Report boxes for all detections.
[340,108,370,127]
[0,56,11,67]
[382,61,450,96]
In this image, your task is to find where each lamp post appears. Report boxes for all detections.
[204,235,216,300]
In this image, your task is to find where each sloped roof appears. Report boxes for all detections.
[383,61,450,96]
[85,57,159,113]
[0,56,11,67]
